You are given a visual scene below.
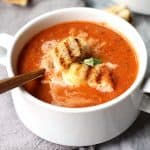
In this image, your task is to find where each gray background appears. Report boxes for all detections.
[0,0,150,149]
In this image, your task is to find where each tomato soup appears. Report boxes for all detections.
[18,21,138,108]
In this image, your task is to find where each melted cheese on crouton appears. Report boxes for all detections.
[62,63,88,86]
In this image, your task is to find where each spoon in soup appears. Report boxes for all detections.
[0,68,45,94]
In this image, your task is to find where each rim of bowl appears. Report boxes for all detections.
[10,7,147,113]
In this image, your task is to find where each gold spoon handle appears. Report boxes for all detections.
[0,69,45,94]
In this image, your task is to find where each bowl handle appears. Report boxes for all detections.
[140,78,150,113]
[0,33,14,66]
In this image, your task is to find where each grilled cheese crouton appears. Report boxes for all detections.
[88,64,115,92]
[62,63,89,86]
[40,40,58,72]
[98,69,114,92]
[50,36,90,71]
[65,37,81,58]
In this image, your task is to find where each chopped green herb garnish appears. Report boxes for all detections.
[83,57,102,67]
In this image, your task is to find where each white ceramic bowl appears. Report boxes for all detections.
[0,7,149,146]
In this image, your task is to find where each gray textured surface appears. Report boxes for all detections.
[0,0,150,150]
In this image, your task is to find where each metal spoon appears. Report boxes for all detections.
[0,69,45,94]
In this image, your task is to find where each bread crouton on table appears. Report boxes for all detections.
[104,5,132,22]
[3,0,28,6]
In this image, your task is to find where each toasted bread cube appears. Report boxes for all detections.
[65,37,81,59]
[96,67,114,92]
[105,5,132,22]
[88,64,115,92]
[50,36,90,71]
[3,0,28,6]
[50,41,72,71]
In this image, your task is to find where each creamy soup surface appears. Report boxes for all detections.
[18,21,138,108]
